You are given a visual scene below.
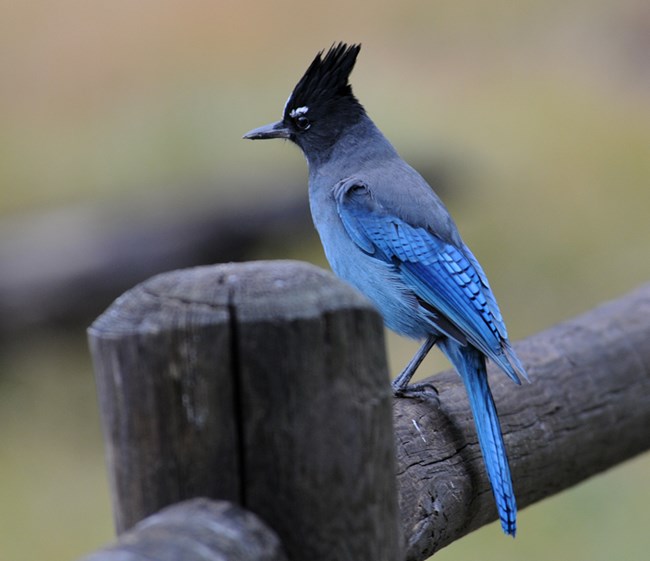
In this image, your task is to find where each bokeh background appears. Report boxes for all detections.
[1,1,649,560]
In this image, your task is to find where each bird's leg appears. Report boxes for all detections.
[392,335,438,395]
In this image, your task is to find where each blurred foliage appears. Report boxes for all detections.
[1,1,649,560]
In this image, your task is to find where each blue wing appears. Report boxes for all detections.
[335,178,527,383]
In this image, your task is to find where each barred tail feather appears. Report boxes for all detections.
[440,340,517,536]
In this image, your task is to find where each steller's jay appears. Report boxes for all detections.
[244,43,528,536]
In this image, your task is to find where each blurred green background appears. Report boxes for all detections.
[1,1,649,560]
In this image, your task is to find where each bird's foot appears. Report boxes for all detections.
[392,380,439,398]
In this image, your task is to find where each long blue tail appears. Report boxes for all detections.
[439,339,517,536]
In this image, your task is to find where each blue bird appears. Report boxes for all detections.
[244,43,528,536]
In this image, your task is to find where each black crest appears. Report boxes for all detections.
[284,43,362,119]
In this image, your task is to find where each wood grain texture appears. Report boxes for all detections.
[395,283,650,560]
[229,262,401,561]
[89,260,402,561]
[79,499,289,561]
[89,264,240,532]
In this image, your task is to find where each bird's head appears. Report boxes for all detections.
[244,43,365,160]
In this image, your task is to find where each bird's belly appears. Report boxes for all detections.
[319,228,433,340]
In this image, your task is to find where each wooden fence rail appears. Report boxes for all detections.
[84,260,650,561]
[81,499,289,561]
[395,279,650,558]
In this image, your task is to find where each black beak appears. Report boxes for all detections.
[243,120,291,140]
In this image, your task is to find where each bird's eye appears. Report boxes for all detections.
[294,115,311,131]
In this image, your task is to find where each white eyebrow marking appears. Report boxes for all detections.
[289,106,309,118]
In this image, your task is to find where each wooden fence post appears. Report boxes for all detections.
[88,260,402,561]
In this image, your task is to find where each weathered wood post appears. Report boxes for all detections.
[88,260,402,561]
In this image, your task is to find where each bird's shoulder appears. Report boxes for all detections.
[332,158,460,247]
